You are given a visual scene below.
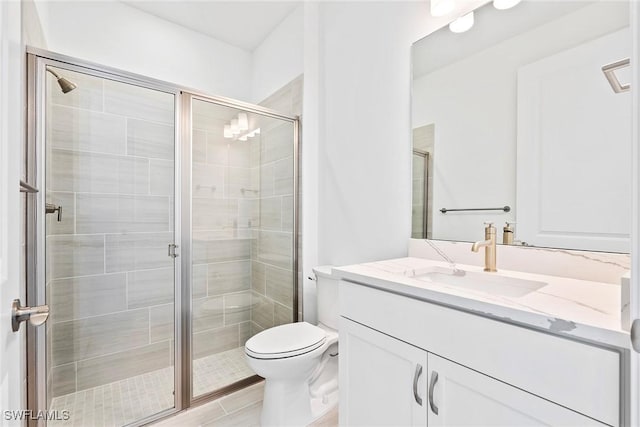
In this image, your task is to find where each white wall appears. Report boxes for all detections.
[301,3,320,322]
[315,2,434,266]
[22,0,48,48]
[412,2,629,243]
[35,0,252,100]
[296,2,484,321]
[251,1,436,318]
[251,5,304,103]
[0,1,26,424]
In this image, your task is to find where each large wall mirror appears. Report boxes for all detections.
[411,0,631,253]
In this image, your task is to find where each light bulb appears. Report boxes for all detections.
[224,124,232,138]
[230,119,239,135]
[238,113,249,131]
[430,0,455,17]
[493,0,521,10]
[449,11,474,33]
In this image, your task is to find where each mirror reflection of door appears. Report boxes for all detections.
[412,124,434,239]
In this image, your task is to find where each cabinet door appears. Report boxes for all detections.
[427,353,606,426]
[340,317,428,426]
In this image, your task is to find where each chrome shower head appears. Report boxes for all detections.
[46,67,77,94]
[57,77,77,94]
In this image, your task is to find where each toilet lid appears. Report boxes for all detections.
[245,322,327,359]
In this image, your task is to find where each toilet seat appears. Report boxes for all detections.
[245,322,327,360]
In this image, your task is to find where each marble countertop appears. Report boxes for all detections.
[333,257,630,349]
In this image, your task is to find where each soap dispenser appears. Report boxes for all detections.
[503,222,515,245]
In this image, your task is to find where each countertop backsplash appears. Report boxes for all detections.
[409,239,630,285]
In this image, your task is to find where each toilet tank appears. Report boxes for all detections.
[313,266,340,330]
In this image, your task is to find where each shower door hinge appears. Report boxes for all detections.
[168,244,179,258]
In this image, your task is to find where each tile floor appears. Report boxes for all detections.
[50,347,254,427]
[193,348,255,397]
[152,381,339,427]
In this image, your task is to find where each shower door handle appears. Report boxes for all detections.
[11,299,49,332]
[20,180,39,193]
[168,244,179,258]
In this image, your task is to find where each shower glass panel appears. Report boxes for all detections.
[412,151,429,239]
[43,66,177,426]
[189,98,296,399]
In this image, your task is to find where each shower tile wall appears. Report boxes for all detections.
[190,100,255,392]
[189,81,300,385]
[250,76,302,334]
[45,69,176,400]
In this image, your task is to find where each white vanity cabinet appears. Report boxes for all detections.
[340,319,427,426]
[427,353,605,426]
[339,279,622,427]
[341,318,606,426]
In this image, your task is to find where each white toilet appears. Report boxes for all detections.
[245,266,339,427]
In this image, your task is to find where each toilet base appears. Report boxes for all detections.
[260,379,339,427]
[310,387,339,422]
[261,378,311,427]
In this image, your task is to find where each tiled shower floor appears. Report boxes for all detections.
[49,347,254,427]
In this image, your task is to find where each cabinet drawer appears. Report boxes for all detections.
[340,280,621,426]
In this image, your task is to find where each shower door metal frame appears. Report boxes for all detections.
[25,47,301,426]
[26,48,184,427]
[412,149,429,239]
[180,91,300,408]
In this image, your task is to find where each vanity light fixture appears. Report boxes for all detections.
[246,128,261,138]
[230,118,240,135]
[224,127,261,141]
[430,0,455,17]
[493,0,521,10]
[449,11,474,33]
[238,112,249,131]
[223,112,259,141]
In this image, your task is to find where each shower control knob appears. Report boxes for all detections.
[45,203,63,222]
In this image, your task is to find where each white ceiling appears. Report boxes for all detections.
[123,1,300,51]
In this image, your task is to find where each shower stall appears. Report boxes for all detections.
[23,49,300,427]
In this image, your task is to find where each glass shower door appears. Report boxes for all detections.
[187,97,298,400]
[40,63,178,426]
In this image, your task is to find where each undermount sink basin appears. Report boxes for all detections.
[406,266,547,298]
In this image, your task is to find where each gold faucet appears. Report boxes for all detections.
[471,222,497,272]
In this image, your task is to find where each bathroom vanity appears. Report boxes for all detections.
[335,257,628,426]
